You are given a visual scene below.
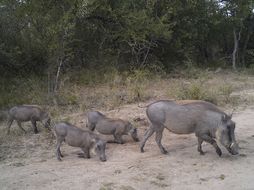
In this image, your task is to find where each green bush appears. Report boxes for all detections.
[174,81,218,104]
[0,76,47,109]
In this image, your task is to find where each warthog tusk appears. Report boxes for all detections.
[230,142,235,148]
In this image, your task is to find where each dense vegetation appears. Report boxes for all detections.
[0,0,254,108]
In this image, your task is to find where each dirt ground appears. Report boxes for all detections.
[1,102,254,190]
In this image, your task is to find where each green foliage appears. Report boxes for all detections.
[1,0,254,109]
[1,0,254,76]
[0,76,47,108]
[174,81,218,104]
[170,78,240,106]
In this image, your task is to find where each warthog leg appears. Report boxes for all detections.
[199,134,222,156]
[31,120,38,134]
[155,128,168,154]
[143,128,150,137]
[17,121,26,133]
[7,118,14,134]
[81,147,90,159]
[56,138,64,161]
[140,125,155,153]
[197,137,205,155]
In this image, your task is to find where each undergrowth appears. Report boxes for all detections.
[1,66,253,119]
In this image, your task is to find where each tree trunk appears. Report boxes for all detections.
[241,14,254,67]
[241,31,251,67]
[232,29,237,70]
[54,58,63,93]
[232,28,241,70]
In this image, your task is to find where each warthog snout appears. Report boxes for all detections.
[95,140,107,162]
[227,142,239,155]
[130,128,139,142]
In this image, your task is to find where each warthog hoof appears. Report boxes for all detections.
[78,153,90,159]
[100,158,107,162]
[161,149,168,154]
[57,157,62,161]
[77,153,85,158]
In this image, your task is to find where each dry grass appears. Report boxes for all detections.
[34,68,254,135]
[1,68,253,143]
[2,67,254,123]
[0,124,55,164]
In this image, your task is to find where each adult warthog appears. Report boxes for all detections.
[140,100,239,156]
[7,105,51,134]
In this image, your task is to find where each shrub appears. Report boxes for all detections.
[174,81,218,104]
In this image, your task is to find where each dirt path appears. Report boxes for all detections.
[1,104,254,190]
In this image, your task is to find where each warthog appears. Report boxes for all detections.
[54,122,107,162]
[140,100,239,156]
[87,111,139,144]
[7,105,51,134]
